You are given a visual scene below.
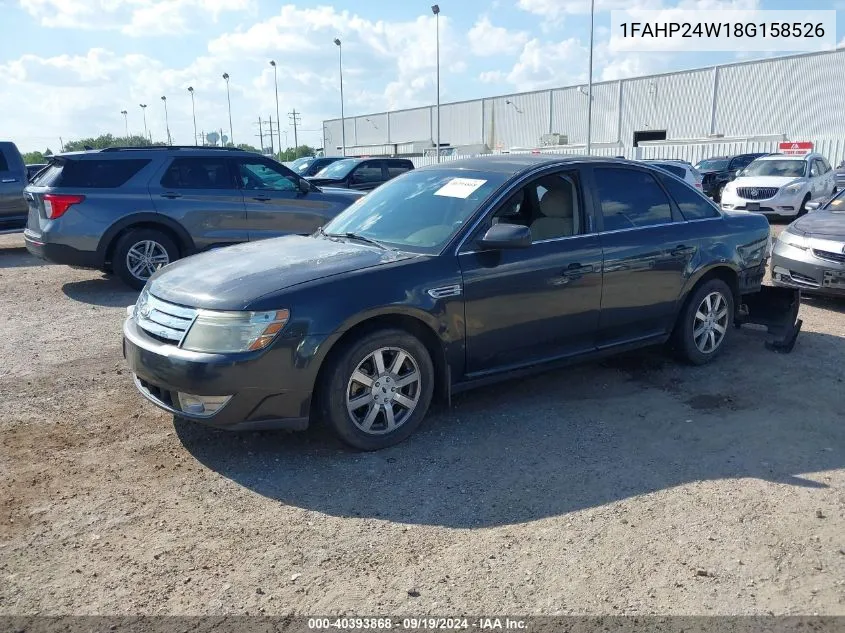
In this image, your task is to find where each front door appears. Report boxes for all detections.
[587,165,699,347]
[150,156,248,251]
[458,167,603,375]
[233,158,338,240]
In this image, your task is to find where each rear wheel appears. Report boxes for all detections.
[113,228,179,290]
[321,329,434,450]
[674,279,734,366]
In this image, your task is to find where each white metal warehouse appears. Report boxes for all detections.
[321,48,845,165]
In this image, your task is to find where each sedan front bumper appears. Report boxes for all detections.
[721,189,804,216]
[770,239,845,297]
[122,316,313,430]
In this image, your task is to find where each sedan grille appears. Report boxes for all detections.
[135,291,197,345]
[736,187,778,200]
[813,249,845,265]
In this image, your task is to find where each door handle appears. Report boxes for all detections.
[563,263,594,276]
[160,192,182,199]
[251,196,271,202]
[1,178,18,183]
[670,244,694,257]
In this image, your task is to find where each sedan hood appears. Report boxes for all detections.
[732,176,803,188]
[147,235,415,310]
[790,210,845,240]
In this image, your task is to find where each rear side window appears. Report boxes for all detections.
[658,173,719,220]
[654,163,685,178]
[161,158,233,189]
[387,162,412,178]
[0,152,8,172]
[352,162,384,183]
[34,159,150,188]
[595,167,673,231]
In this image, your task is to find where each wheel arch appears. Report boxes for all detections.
[311,309,451,418]
[98,213,195,265]
[674,264,740,334]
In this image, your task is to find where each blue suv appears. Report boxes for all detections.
[24,146,364,289]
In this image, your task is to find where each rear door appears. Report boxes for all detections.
[149,156,248,251]
[0,143,27,230]
[385,160,414,182]
[348,160,386,191]
[233,156,340,241]
[588,164,700,347]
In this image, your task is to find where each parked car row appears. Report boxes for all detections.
[22,146,416,288]
[122,155,801,450]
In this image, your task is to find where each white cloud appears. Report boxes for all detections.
[493,38,590,91]
[468,16,529,56]
[518,0,757,18]
[18,0,256,36]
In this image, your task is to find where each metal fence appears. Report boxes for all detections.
[408,138,845,169]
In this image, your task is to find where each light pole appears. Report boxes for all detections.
[161,96,172,145]
[333,38,346,157]
[187,87,198,146]
[432,4,441,163]
[120,110,128,137]
[222,73,234,146]
[139,104,148,141]
[269,61,282,156]
[586,0,595,155]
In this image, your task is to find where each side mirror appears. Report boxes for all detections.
[734,169,742,178]
[478,223,532,250]
[298,179,312,193]
[805,200,821,212]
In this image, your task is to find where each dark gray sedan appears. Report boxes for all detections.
[771,189,845,297]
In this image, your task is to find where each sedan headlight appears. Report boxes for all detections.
[181,309,290,353]
[783,183,804,195]
[777,229,809,251]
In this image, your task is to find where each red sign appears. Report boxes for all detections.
[778,141,813,156]
[531,149,541,155]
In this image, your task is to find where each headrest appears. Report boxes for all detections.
[539,188,573,219]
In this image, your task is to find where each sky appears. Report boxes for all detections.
[1,0,843,153]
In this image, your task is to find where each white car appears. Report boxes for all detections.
[720,153,837,217]
[644,160,704,192]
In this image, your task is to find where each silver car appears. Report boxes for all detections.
[771,188,845,297]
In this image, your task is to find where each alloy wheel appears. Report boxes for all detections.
[346,346,421,435]
[126,240,170,281]
[693,291,729,354]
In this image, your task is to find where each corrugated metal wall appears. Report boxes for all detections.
[324,49,845,157]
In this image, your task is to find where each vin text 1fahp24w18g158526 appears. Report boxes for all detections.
[123,156,801,450]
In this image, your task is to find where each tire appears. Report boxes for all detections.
[798,193,811,216]
[674,279,735,366]
[716,184,725,202]
[321,329,435,451]
[113,228,179,290]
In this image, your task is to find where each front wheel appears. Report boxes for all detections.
[321,329,434,450]
[113,228,179,290]
[798,193,811,216]
[674,279,735,366]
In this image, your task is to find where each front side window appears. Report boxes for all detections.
[161,158,232,190]
[351,162,384,184]
[595,167,673,231]
[323,169,508,254]
[236,160,298,191]
[658,172,719,220]
[696,159,729,171]
[742,160,806,178]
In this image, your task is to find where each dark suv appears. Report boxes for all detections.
[695,153,769,201]
[24,146,364,289]
[0,141,28,234]
[306,158,414,191]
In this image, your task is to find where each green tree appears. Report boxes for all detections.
[61,134,165,152]
[236,143,260,153]
[277,145,316,161]
[22,150,46,164]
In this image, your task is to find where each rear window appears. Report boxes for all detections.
[33,158,150,188]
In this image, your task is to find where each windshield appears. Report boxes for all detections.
[290,157,314,174]
[322,169,508,254]
[742,159,806,178]
[315,159,359,179]
[695,159,729,171]
[823,188,845,212]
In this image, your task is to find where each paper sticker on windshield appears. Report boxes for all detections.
[434,178,487,199]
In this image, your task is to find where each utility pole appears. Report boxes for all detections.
[289,109,301,154]
[266,115,275,155]
[255,116,265,153]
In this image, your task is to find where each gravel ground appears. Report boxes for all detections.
[1,229,844,616]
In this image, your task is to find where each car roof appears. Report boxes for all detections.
[756,153,818,162]
[55,146,252,159]
[415,154,625,176]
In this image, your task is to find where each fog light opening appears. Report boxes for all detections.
[176,393,232,417]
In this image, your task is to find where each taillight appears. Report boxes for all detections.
[43,194,85,219]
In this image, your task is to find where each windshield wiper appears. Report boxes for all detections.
[324,231,391,250]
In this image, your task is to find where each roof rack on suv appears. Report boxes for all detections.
[99,146,245,152]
